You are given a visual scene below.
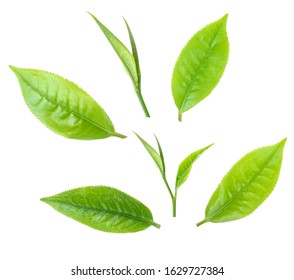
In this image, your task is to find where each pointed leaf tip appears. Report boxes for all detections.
[278,137,287,146]
[222,14,228,21]
[9,65,20,74]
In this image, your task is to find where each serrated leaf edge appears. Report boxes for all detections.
[41,185,160,229]
[199,138,286,225]
[172,14,229,120]
[10,66,125,138]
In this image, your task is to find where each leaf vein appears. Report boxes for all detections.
[21,76,114,136]
[207,145,281,221]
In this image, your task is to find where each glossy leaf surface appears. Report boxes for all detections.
[197,139,286,226]
[176,144,213,190]
[41,186,160,233]
[10,66,125,140]
[172,14,229,121]
[134,133,164,175]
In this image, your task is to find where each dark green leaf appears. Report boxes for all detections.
[41,186,160,233]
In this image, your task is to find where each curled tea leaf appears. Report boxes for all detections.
[134,132,164,176]
[10,66,126,140]
[41,186,160,233]
[88,13,150,117]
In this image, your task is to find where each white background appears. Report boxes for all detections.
[1,0,293,279]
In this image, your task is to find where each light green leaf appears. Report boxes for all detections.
[176,143,213,190]
[10,66,126,140]
[88,13,150,117]
[88,13,138,87]
[172,14,229,121]
[41,186,160,233]
[155,135,166,175]
[135,133,174,206]
[134,133,164,176]
[197,139,286,226]
[123,17,141,86]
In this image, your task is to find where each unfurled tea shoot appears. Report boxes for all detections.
[10,66,126,140]
[197,138,286,227]
[135,133,212,216]
[41,186,160,233]
[11,11,286,233]
[88,12,150,117]
[172,14,229,121]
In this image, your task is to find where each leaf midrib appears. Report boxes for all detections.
[179,23,224,113]
[20,75,114,136]
[206,145,280,221]
[49,200,154,227]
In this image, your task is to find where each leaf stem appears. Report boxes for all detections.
[196,218,209,227]
[178,111,182,122]
[172,197,176,217]
[162,175,177,217]
[162,175,174,201]
[135,87,150,117]
[113,132,127,139]
[151,220,161,229]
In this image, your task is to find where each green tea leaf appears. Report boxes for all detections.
[88,13,150,117]
[10,66,126,140]
[123,17,141,87]
[197,139,286,226]
[88,13,138,87]
[176,144,213,190]
[41,186,160,233]
[134,132,164,175]
[135,133,174,208]
[172,14,229,121]
[155,135,166,176]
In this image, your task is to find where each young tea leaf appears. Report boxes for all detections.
[197,139,286,226]
[88,13,138,87]
[176,143,213,190]
[172,14,229,121]
[41,186,160,233]
[135,133,174,210]
[10,66,126,140]
[88,13,150,117]
[123,17,141,87]
[134,132,164,175]
[155,135,166,176]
